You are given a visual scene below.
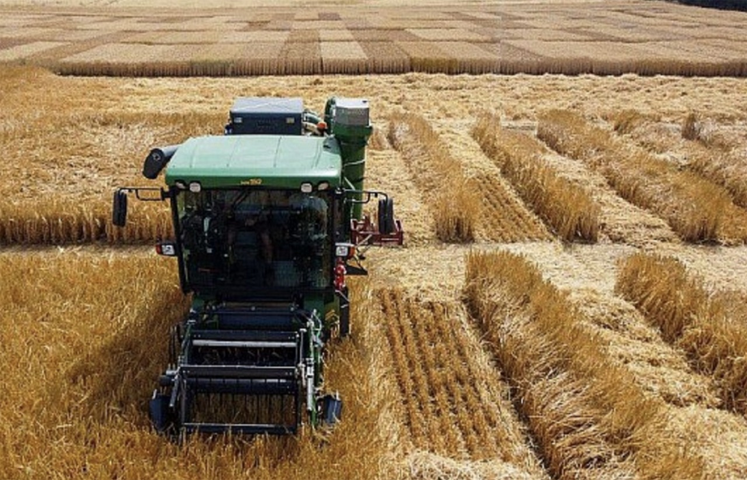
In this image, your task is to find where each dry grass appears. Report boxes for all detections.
[0,252,401,480]
[463,250,706,479]
[537,109,747,244]
[616,252,747,415]
[388,113,480,243]
[473,113,600,242]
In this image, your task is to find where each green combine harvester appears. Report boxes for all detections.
[112,97,403,437]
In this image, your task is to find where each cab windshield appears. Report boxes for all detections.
[176,188,331,290]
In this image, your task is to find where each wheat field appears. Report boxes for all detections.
[3,64,747,479]
[3,0,747,477]
[1,0,747,76]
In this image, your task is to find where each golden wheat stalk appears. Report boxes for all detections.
[388,113,480,243]
[616,252,747,415]
[464,250,706,479]
[473,113,599,242]
[537,109,747,244]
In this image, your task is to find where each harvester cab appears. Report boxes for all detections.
[112,97,403,438]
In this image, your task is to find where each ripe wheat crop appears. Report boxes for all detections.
[616,253,747,415]
[464,251,706,479]
[388,113,480,243]
[473,113,599,242]
[0,253,399,480]
[537,109,747,244]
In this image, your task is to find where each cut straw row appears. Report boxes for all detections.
[388,113,480,243]
[473,113,599,242]
[616,252,747,415]
[463,250,706,479]
[537,109,747,244]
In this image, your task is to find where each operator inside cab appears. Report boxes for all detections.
[177,188,331,290]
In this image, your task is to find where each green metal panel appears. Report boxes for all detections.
[165,135,343,189]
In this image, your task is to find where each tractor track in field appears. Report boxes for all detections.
[377,289,548,478]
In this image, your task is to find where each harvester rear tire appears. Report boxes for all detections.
[378,198,396,235]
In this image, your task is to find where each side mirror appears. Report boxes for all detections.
[112,189,128,227]
[377,197,395,235]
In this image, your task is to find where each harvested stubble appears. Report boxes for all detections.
[537,109,747,244]
[0,253,400,480]
[463,251,706,479]
[377,289,544,476]
[617,252,747,415]
[388,113,480,243]
[473,113,599,242]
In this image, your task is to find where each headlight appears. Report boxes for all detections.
[301,182,313,193]
[318,181,330,191]
[189,182,201,193]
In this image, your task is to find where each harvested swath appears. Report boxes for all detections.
[537,109,747,244]
[320,41,369,74]
[617,253,747,415]
[388,113,479,243]
[0,252,400,480]
[378,289,545,475]
[141,29,224,44]
[291,20,345,30]
[464,251,706,479]
[473,113,599,242]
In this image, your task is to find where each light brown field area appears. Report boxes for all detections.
[4,62,747,479]
[1,0,747,76]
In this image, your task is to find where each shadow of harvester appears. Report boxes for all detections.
[66,287,189,427]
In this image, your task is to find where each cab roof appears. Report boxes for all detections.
[165,135,342,189]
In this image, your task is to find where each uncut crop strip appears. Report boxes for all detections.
[0,253,400,480]
[537,110,747,244]
[614,111,747,210]
[388,113,480,243]
[463,251,706,479]
[616,252,747,415]
[378,289,544,475]
[0,200,173,245]
[473,113,599,242]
